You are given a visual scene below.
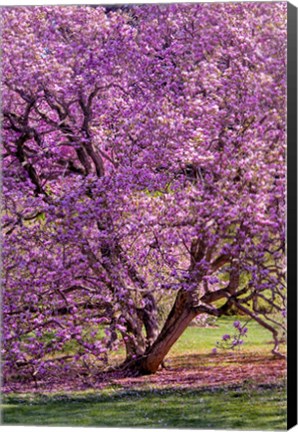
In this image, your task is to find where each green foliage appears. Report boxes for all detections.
[36,212,46,222]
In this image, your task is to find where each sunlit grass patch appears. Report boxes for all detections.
[2,384,286,429]
[1,316,286,429]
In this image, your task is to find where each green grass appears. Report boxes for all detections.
[1,316,286,429]
[169,315,278,357]
[2,385,286,429]
[111,315,279,367]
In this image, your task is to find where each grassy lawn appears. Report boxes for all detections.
[2,385,286,429]
[169,315,276,356]
[1,316,286,429]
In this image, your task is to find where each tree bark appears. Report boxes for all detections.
[120,310,147,360]
[125,289,197,375]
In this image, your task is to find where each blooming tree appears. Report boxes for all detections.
[2,3,286,380]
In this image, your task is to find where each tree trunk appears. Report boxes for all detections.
[137,293,159,347]
[120,310,147,361]
[119,293,159,366]
[126,289,197,375]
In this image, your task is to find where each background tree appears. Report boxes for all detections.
[2,3,286,380]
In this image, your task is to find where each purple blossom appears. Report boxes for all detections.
[1,2,287,381]
[233,321,241,329]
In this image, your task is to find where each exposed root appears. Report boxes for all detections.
[272,348,286,359]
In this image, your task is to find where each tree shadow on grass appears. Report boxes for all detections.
[2,384,286,430]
